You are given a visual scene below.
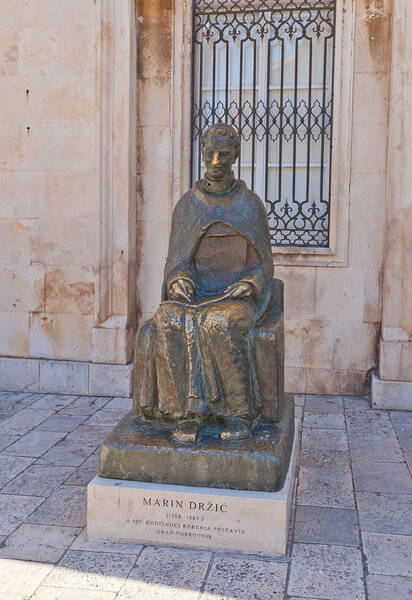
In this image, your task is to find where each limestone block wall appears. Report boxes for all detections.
[136,0,173,323]
[0,0,137,397]
[0,0,97,361]
[0,0,405,398]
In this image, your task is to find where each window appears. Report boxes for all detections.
[191,0,336,247]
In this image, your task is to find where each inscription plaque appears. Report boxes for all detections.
[88,426,297,555]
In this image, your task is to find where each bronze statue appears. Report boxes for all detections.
[133,123,285,444]
[99,123,293,491]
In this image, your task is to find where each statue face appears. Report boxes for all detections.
[202,134,237,181]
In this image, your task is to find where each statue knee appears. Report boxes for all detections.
[203,302,254,337]
[153,304,184,332]
[202,306,230,335]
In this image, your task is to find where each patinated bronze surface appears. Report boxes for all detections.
[99,393,294,492]
[99,123,294,490]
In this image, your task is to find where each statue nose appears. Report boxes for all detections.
[212,152,220,166]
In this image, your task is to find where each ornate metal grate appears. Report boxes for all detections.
[191,0,336,246]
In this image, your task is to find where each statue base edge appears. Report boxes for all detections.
[87,422,298,556]
[98,394,294,492]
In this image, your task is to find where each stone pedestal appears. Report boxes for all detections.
[87,424,297,555]
[98,394,294,493]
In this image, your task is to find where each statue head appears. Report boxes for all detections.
[200,123,240,181]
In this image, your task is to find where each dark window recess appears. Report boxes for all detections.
[191,0,336,247]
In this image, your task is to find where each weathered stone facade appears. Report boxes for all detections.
[0,0,410,405]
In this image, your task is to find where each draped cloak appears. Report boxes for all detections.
[163,179,274,312]
[133,179,275,420]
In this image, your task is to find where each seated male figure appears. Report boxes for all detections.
[133,123,276,443]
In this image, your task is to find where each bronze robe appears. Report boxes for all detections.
[134,179,274,421]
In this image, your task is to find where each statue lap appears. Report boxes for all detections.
[133,279,285,423]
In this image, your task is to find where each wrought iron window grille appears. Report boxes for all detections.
[191,0,336,247]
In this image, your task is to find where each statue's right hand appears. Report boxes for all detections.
[168,279,195,302]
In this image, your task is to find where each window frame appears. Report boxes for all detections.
[172,0,354,267]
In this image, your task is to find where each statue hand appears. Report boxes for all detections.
[169,278,195,302]
[225,281,253,299]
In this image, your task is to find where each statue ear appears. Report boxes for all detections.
[233,150,240,163]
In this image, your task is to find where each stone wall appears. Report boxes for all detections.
[277,0,392,394]
[136,0,173,323]
[379,0,412,382]
[0,0,97,360]
[0,0,137,396]
[0,0,408,399]
[371,0,412,409]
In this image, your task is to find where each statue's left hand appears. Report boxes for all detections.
[224,281,253,299]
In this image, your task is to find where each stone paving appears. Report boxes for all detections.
[0,391,410,599]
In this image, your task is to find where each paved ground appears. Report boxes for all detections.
[0,391,409,599]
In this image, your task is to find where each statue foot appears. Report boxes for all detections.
[220,417,251,442]
[172,419,199,444]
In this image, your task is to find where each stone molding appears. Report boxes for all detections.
[0,357,133,398]
[93,0,137,364]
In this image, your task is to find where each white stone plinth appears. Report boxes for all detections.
[371,370,412,411]
[87,428,297,555]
